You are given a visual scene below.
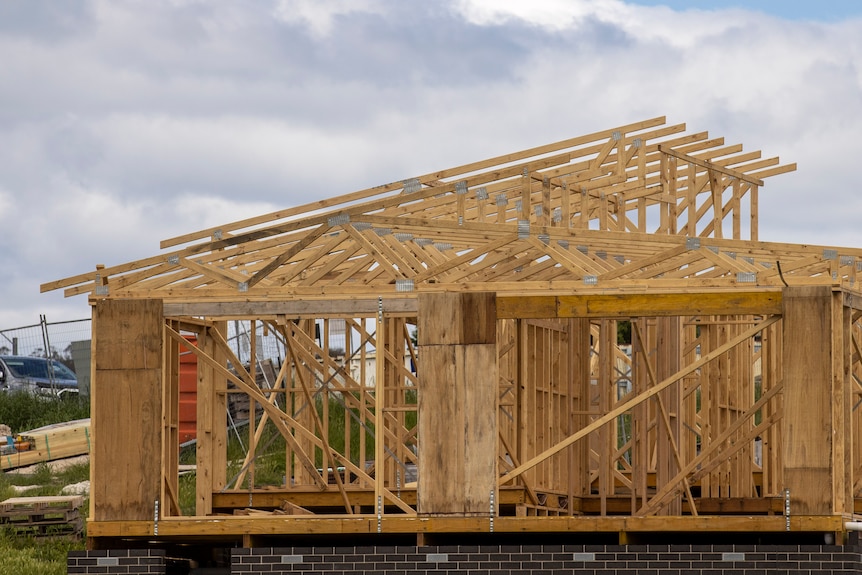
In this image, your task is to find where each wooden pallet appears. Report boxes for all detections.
[0,495,84,512]
[0,496,84,538]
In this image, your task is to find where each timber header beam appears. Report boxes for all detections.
[162,298,418,319]
[161,290,783,320]
[496,290,783,319]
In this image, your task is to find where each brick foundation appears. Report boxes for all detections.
[69,543,862,574]
[67,549,166,574]
[231,544,862,574]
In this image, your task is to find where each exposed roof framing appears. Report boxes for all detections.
[45,116,861,303]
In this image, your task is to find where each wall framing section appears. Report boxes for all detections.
[42,118,862,547]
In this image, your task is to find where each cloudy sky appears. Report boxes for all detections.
[1,0,861,329]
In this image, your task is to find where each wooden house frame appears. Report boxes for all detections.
[43,116,862,548]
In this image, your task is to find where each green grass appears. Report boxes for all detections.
[0,392,91,573]
[0,534,80,575]
[0,460,92,499]
[0,391,89,432]
[175,391,416,514]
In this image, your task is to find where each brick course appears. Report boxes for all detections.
[69,543,862,574]
[67,549,166,574]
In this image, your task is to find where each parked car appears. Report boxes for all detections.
[0,355,78,397]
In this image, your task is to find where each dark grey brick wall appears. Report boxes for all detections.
[231,544,862,574]
[67,549,166,574]
[68,543,862,574]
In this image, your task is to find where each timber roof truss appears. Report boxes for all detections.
[43,116,862,302]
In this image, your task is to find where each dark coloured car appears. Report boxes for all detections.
[0,355,78,397]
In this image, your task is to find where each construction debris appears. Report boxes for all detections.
[0,495,84,538]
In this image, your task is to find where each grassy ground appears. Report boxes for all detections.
[0,390,416,572]
[0,532,82,575]
[0,391,91,575]
[0,392,89,433]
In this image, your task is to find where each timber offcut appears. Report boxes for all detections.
[42,117,862,549]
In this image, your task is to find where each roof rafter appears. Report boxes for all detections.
[44,118,862,304]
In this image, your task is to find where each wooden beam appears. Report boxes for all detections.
[158,117,669,249]
[85,514,844,538]
[211,487,528,510]
[247,224,331,288]
[496,291,782,319]
[658,145,765,186]
[163,298,418,318]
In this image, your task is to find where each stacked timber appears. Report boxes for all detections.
[0,495,84,538]
[232,500,314,516]
[226,360,277,423]
[0,419,91,471]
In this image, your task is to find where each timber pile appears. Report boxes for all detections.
[0,495,84,538]
[227,360,278,423]
[0,419,91,471]
[232,500,314,516]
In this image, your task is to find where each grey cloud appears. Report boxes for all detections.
[2,0,862,327]
[43,119,104,179]
[0,0,94,40]
[0,2,534,131]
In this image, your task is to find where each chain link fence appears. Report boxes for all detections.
[0,316,360,396]
[0,316,92,362]
[0,315,94,394]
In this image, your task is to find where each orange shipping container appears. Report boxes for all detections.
[178,337,197,443]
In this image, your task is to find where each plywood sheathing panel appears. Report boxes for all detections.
[417,292,496,346]
[782,287,833,515]
[418,292,497,515]
[92,298,163,522]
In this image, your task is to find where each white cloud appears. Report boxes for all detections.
[453,0,617,30]
[272,0,385,37]
[2,0,862,327]
[453,0,752,47]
